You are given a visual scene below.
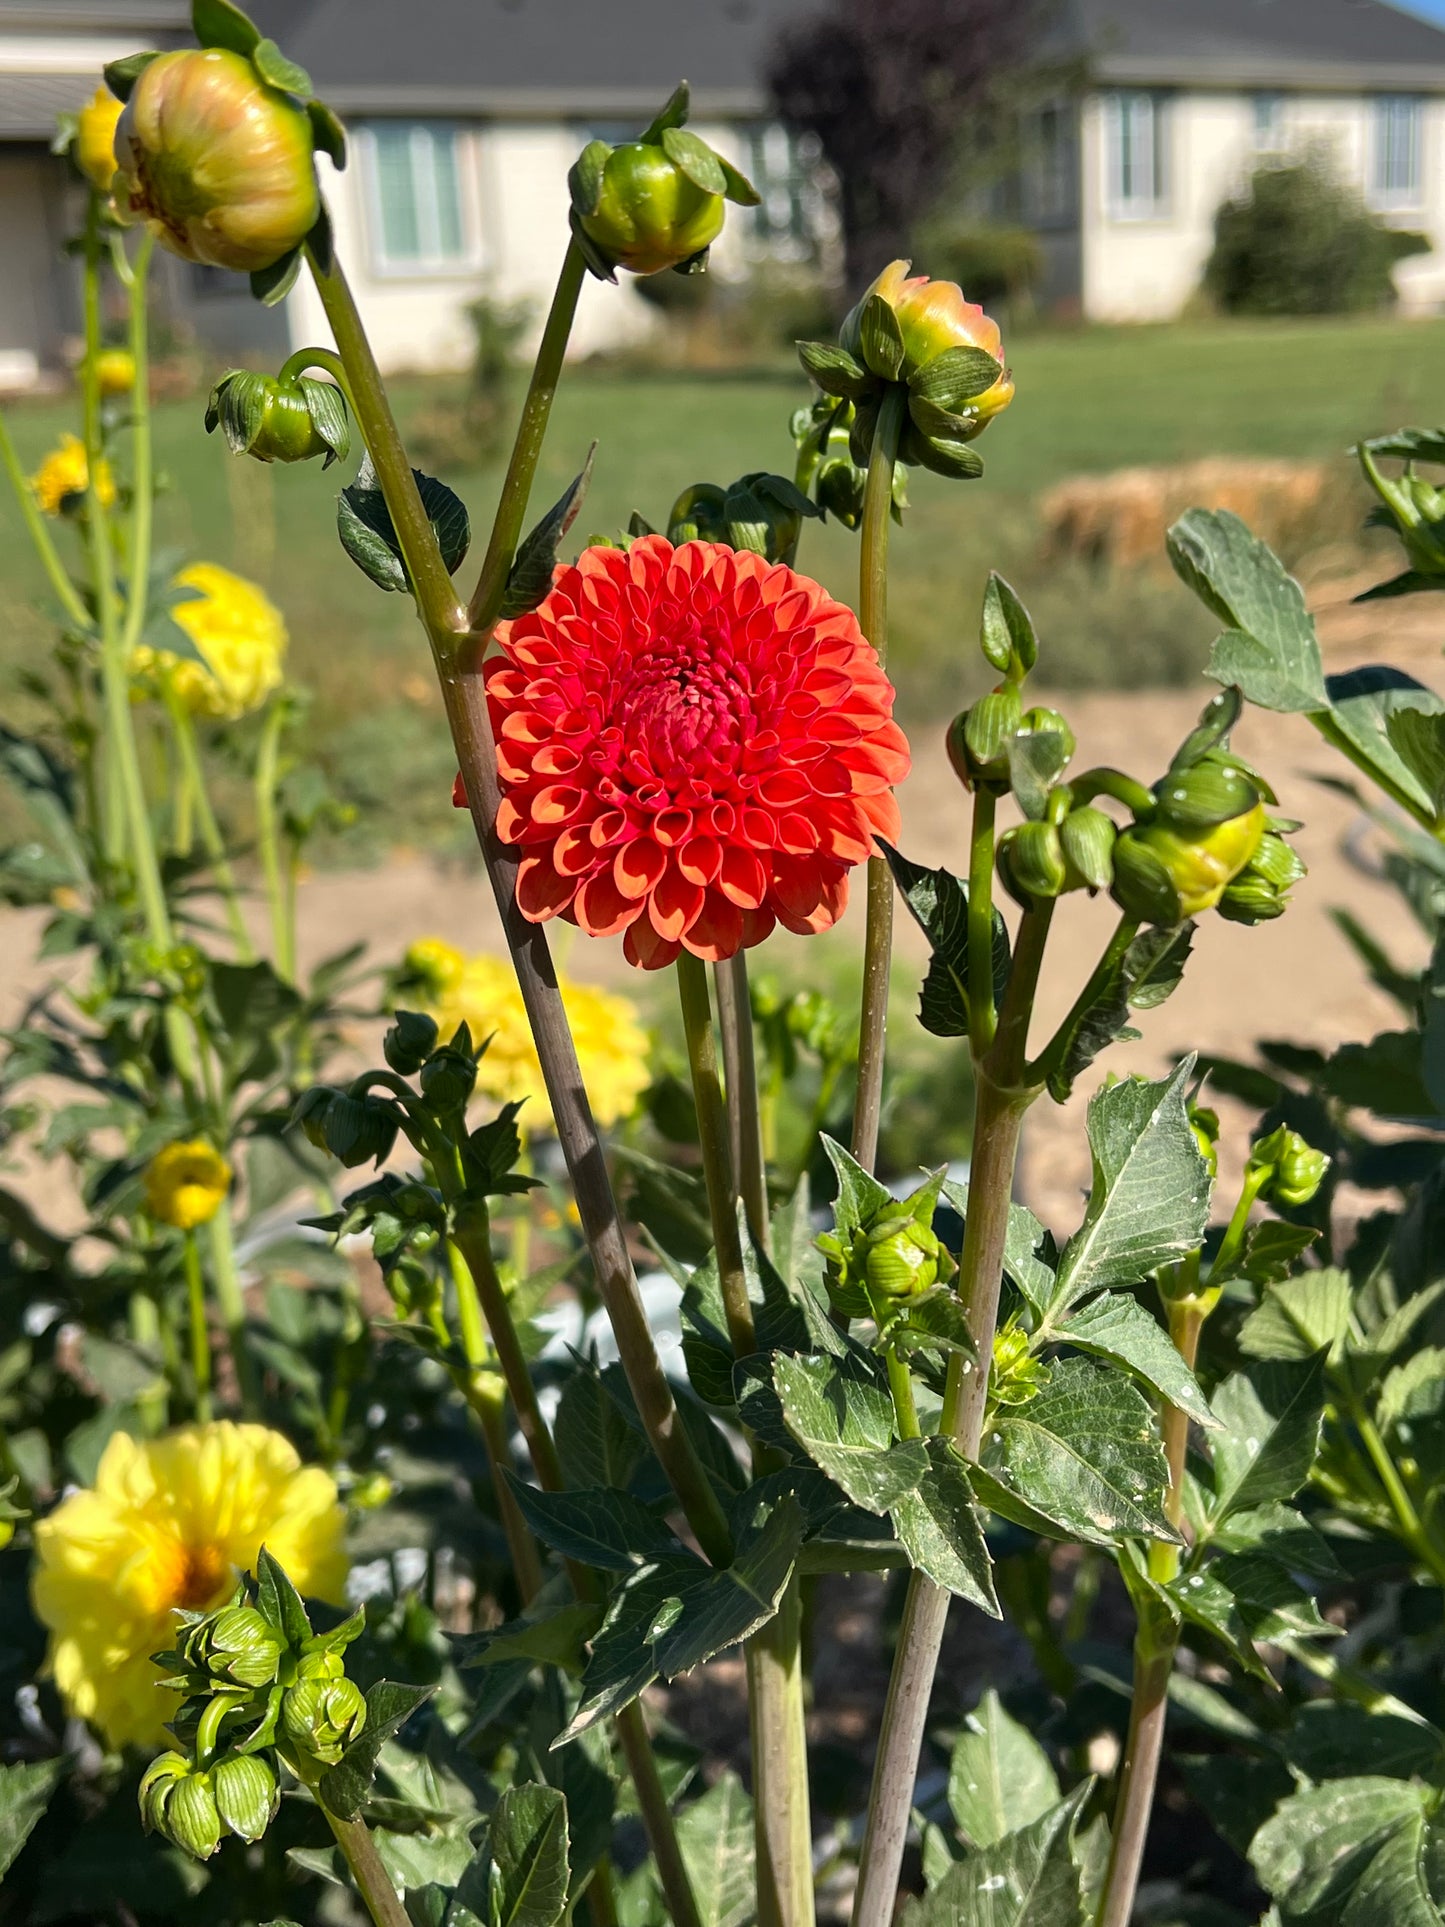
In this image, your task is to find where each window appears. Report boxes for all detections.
[1023,102,1073,224]
[1372,96,1424,209]
[1104,91,1170,219]
[362,123,477,273]
[1253,92,1286,153]
[745,122,829,261]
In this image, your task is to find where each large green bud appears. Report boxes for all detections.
[819,1176,955,1320]
[947,684,1023,792]
[175,1602,285,1691]
[1112,807,1267,925]
[666,473,817,564]
[206,369,349,466]
[1248,1126,1329,1209]
[997,822,1068,910]
[140,1754,222,1860]
[113,49,319,272]
[568,84,757,279]
[280,1674,367,1765]
[211,1751,279,1844]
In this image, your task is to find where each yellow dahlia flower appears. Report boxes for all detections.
[403,940,651,1130]
[134,562,287,719]
[94,347,137,397]
[73,84,124,195]
[144,1139,232,1230]
[32,1423,347,1748]
[30,434,116,516]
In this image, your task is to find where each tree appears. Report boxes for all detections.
[769,0,1055,288]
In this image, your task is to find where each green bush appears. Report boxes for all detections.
[1205,156,1427,316]
[912,221,1043,316]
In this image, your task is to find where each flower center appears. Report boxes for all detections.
[616,631,753,786]
[170,1540,232,1611]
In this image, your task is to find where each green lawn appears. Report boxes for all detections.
[1,312,1440,858]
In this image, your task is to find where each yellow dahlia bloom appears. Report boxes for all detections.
[403,940,651,1130]
[94,347,137,397]
[144,1139,231,1229]
[74,85,124,195]
[134,562,287,719]
[31,434,116,516]
[32,1423,347,1748]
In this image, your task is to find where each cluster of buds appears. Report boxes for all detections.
[663,472,817,565]
[1246,1125,1330,1210]
[100,0,346,295]
[820,1174,956,1324]
[569,82,758,280]
[1356,434,1445,586]
[799,260,1014,480]
[791,397,909,531]
[142,1551,367,1860]
[206,367,350,466]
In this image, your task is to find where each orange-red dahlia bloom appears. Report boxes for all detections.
[484,537,910,970]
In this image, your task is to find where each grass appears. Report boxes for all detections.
[1,310,1440,859]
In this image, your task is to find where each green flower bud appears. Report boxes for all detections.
[211,1751,278,1844]
[1216,829,1306,926]
[1189,1104,1221,1180]
[1019,706,1076,766]
[139,1751,192,1836]
[206,369,349,467]
[819,1177,954,1319]
[306,1091,400,1169]
[419,1042,477,1115]
[863,1218,952,1301]
[948,684,1023,792]
[1111,805,1267,925]
[990,1325,1048,1406]
[1059,805,1117,893]
[114,49,319,272]
[384,1009,440,1077]
[1152,748,1262,837]
[1249,1126,1329,1209]
[280,1674,367,1764]
[161,1766,223,1860]
[181,1603,285,1689]
[997,822,1068,909]
[666,472,815,565]
[292,1083,336,1151]
[1359,445,1445,578]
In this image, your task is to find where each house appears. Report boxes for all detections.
[0,0,835,387]
[1021,0,1445,321]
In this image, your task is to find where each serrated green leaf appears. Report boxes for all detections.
[1208,1353,1327,1522]
[1210,1218,1320,1287]
[488,1783,569,1927]
[975,1358,1178,1546]
[454,1589,602,1674]
[1051,1063,1211,1311]
[501,448,595,620]
[1210,1501,1341,1578]
[774,1351,927,1512]
[1237,1268,1352,1364]
[318,1680,435,1820]
[882,842,1010,1038]
[890,1437,999,1611]
[1249,1777,1429,1923]
[942,1179,1057,1318]
[1167,508,1327,713]
[1043,925,1195,1102]
[900,1786,1088,1927]
[1282,1702,1444,1783]
[1053,1290,1215,1424]
[255,1545,313,1645]
[1378,1346,1445,1434]
[947,1689,1061,1849]
[1387,708,1445,815]
[507,1481,684,1572]
[0,1759,65,1880]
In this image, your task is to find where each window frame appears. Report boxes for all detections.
[1252,91,1287,155]
[1370,94,1425,213]
[1022,99,1075,226]
[1103,89,1172,222]
[357,120,485,279]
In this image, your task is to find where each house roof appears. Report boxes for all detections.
[1069,0,1445,91]
[245,0,817,119]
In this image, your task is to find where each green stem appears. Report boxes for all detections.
[853,908,1051,1927]
[183,1229,213,1422]
[849,384,907,1175]
[277,345,358,415]
[677,951,755,1357]
[967,788,998,1057]
[206,1200,256,1416]
[885,1348,921,1440]
[1095,1649,1174,1927]
[254,699,294,980]
[1210,1170,1266,1281]
[746,1579,815,1927]
[465,241,587,642]
[1029,914,1139,1088]
[118,233,155,661]
[1352,1398,1445,1583]
[448,1220,565,1493]
[614,1704,705,1927]
[316,1792,412,1927]
[305,235,734,1572]
[160,676,254,958]
[1067,768,1156,818]
[1288,1640,1437,1725]
[723,953,769,1247]
[0,407,92,632]
[130,1288,167,1431]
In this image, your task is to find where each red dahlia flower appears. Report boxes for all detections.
[481,536,910,970]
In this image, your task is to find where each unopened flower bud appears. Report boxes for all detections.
[1059,805,1116,893]
[383,1009,440,1076]
[1359,445,1445,579]
[183,1603,284,1689]
[1111,806,1267,926]
[863,1218,951,1301]
[281,1674,367,1764]
[419,1042,477,1115]
[1217,829,1306,926]
[1019,707,1076,766]
[206,369,349,466]
[114,49,319,272]
[139,1751,192,1836]
[1152,748,1262,838]
[150,1761,223,1860]
[1249,1126,1329,1209]
[990,1325,1048,1406]
[94,348,136,397]
[301,1090,400,1168]
[948,685,1022,792]
[73,85,124,194]
[667,472,814,564]
[211,1751,278,1844]
[997,822,1068,909]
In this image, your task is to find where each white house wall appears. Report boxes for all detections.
[1080,89,1445,322]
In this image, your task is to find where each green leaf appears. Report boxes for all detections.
[1387,707,1445,815]
[900,1787,1088,1927]
[974,1358,1179,1547]
[501,448,596,620]
[1055,1291,1215,1425]
[0,726,87,886]
[774,1351,927,1513]
[454,1586,602,1674]
[1043,925,1195,1103]
[1210,1218,1320,1287]
[1283,1702,1444,1782]
[506,1481,684,1572]
[489,1783,569,1927]
[1238,1268,1352,1364]
[1051,1063,1212,1311]
[1211,1501,1341,1578]
[947,1689,1061,1849]
[102,49,159,100]
[1378,1346,1445,1433]
[255,1545,313,1645]
[338,457,470,594]
[660,126,727,195]
[943,1180,1057,1318]
[881,1286,977,1360]
[0,1759,65,1880]
[1318,667,1445,819]
[1167,508,1327,713]
[555,1363,646,1492]
[1359,427,1445,464]
[1169,1552,1336,1676]
[251,36,311,94]
[1208,1354,1327,1522]
[318,1681,435,1820]
[882,843,1010,1038]
[308,98,347,168]
[890,1438,999,1612]
[1007,728,1072,822]
[979,571,1038,676]
[1249,1777,1430,1924]
[250,247,302,306]
[820,1135,893,1245]
[674,1773,755,1927]
[192,0,261,55]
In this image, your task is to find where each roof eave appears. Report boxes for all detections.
[1091,53,1445,91]
[323,84,770,120]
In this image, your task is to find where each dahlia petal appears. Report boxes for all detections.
[758,771,812,810]
[452,772,468,809]
[516,855,576,923]
[623,920,681,971]
[776,811,820,855]
[532,744,582,779]
[858,789,903,846]
[576,868,645,938]
[683,892,744,962]
[719,846,767,909]
[739,906,776,950]
[813,800,872,866]
[775,863,849,935]
[653,808,692,848]
[677,834,722,886]
[495,797,528,844]
[771,854,824,923]
[649,868,706,942]
[553,825,598,877]
[740,806,777,849]
[496,742,535,784]
[531,784,586,828]
[614,836,667,899]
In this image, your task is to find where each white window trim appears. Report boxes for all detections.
[1103,90,1171,223]
[1370,96,1426,215]
[356,121,487,280]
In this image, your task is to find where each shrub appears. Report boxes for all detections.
[1205,155,1428,316]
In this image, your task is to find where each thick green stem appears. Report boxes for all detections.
[967,788,998,1057]
[318,1796,412,1927]
[161,676,254,958]
[716,955,769,1244]
[118,233,155,659]
[1096,1649,1174,1927]
[183,1229,213,1422]
[306,237,733,1570]
[1029,914,1139,1088]
[206,1200,256,1415]
[885,1349,921,1440]
[466,242,587,641]
[849,385,907,1175]
[0,407,92,632]
[615,1704,705,1927]
[1353,1399,1445,1583]
[678,951,755,1357]
[130,1288,167,1431]
[746,1580,815,1927]
[853,908,1050,1927]
[254,699,294,980]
